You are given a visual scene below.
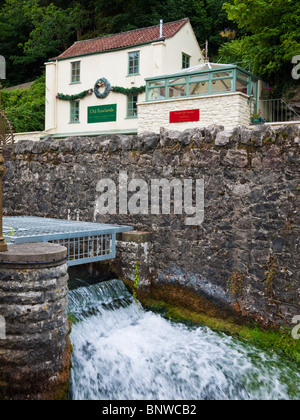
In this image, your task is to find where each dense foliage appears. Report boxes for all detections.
[1,0,298,87]
[220,0,300,89]
[1,75,45,132]
[0,0,233,87]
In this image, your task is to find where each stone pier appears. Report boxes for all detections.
[0,242,71,400]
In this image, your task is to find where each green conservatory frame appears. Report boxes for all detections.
[145,64,259,111]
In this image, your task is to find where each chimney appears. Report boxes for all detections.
[160,20,163,38]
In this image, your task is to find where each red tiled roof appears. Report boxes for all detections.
[53,18,190,60]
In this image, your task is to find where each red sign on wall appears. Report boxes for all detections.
[169,109,200,123]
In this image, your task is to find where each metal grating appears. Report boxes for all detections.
[3,216,132,266]
[49,234,113,265]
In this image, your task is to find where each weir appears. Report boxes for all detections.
[3,216,133,266]
[68,278,300,400]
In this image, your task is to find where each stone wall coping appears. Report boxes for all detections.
[138,91,249,107]
[0,242,67,267]
[12,123,300,157]
[117,231,152,244]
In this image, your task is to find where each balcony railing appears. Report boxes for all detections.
[260,99,300,123]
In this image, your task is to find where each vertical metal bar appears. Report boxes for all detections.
[0,147,8,252]
[112,233,116,258]
[284,101,286,121]
[232,68,236,93]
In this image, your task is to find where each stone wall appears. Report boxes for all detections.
[138,92,250,133]
[2,123,300,326]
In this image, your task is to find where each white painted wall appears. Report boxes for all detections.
[45,22,203,137]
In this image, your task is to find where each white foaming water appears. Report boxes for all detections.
[68,279,300,400]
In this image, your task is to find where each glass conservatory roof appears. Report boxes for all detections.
[146,62,257,80]
[145,62,258,102]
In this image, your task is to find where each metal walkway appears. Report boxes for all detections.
[3,216,132,266]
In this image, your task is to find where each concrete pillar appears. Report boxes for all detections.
[0,242,71,400]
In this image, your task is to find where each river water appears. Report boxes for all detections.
[68,279,300,400]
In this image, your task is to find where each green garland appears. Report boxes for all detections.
[56,89,93,101]
[56,84,146,101]
[111,85,145,96]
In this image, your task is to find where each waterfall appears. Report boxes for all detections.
[68,279,300,400]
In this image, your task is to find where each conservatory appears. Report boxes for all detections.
[145,63,259,102]
[138,63,260,133]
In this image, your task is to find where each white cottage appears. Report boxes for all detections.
[45,18,204,138]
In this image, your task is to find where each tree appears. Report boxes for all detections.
[14,0,89,63]
[0,0,234,85]
[0,0,90,85]
[0,0,34,85]
[219,0,300,81]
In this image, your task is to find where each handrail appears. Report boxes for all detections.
[260,98,300,123]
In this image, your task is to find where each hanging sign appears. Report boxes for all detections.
[170,109,200,123]
[88,104,117,123]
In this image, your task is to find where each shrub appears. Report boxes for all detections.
[1,74,45,133]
